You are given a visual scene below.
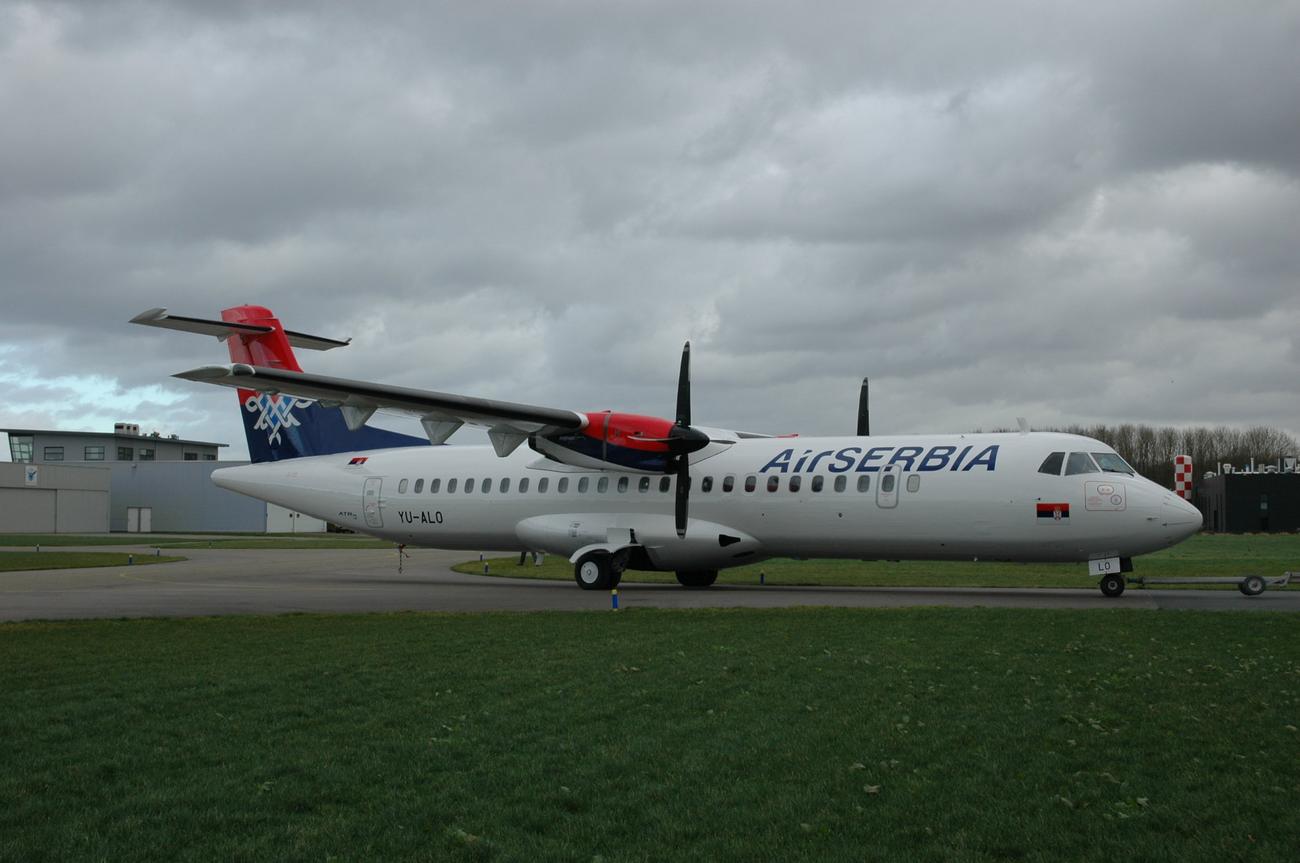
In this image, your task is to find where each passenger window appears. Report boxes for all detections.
[906,474,921,493]
[597,477,609,493]
[834,476,847,492]
[701,476,713,493]
[857,475,871,492]
[1065,452,1100,475]
[881,473,896,493]
[789,475,802,492]
[1038,452,1065,475]
[398,479,409,494]
[639,477,650,492]
[481,478,491,493]
[465,478,474,493]
[519,478,529,493]
[430,478,441,493]
[744,475,757,492]
[539,478,550,493]
[722,475,735,493]
[660,477,671,493]
[617,476,629,493]
[579,477,590,493]
[766,476,779,492]
[811,475,824,492]
[499,478,510,493]
[413,479,423,494]
[556,477,567,493]
[448,478,458,493]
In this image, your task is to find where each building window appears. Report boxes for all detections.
[8,436,33,462]
[84,445,105,461]
[202,454,216,461]
[117,446,134,460]
[43,446,64,461]
[139,448,155,461]
[183,452,198,461]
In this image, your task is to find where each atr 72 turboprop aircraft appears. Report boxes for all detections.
[132,305,1202,597]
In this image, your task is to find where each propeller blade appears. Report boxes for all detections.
[675,456,690,538]
[857,377,870,436]
[676,342,691,427]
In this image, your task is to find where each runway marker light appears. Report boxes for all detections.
[611,588,620,611]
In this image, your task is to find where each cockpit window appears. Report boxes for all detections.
[1064,452,1100,475]
[1092,452,1135,475]
[1038,452,1065,475]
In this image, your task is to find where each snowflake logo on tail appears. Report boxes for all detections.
[244,392,314,445]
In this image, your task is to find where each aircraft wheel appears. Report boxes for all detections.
[1239,575,1266,597]
[574,552,613,591]
[1099,573,1125,598]
[676,570,718,589]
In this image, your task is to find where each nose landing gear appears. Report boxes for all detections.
[1098,572,1126,597]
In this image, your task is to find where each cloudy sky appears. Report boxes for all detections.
[3,0,1299,461]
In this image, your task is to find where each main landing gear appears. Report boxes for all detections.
[571,552,719,591]
[1098,572,1125,598]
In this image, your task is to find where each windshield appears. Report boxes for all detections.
[1091,452,1135,475]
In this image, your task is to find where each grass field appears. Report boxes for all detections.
[0,551,185,572]
[0,608,1295,862]
[458,533,1300,590]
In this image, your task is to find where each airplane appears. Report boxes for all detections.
[131,305,1203,598]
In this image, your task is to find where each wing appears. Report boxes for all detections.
[176,363,587,456]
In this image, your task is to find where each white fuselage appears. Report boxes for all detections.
[212,432,1202,571]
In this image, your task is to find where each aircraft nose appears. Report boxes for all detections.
[1163,494,1203,537]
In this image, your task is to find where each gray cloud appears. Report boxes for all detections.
[2,0,1299,461]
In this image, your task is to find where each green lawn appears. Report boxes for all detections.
[0,551,185,572]
[458,533,1300,589]
[1,609,1296,861]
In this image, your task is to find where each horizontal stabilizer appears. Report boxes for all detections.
[130,308,350,351]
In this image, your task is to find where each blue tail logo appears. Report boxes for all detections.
[241,392,428,462]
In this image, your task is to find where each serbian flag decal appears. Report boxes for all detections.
[1036,502,1070,522]
[348,456,369,465]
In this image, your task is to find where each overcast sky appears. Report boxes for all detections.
[3,0,1299,461]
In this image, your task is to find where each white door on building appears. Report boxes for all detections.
[127,507,139,533]
[139,507,152,533]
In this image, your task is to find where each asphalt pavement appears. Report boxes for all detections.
[1,544,1297,621]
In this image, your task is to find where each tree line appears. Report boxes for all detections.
[1049,424,1300,491]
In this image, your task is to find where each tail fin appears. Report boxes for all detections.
[135,305,428,462]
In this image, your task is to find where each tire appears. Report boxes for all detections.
[675,570,718,589]
[1239,575,1266,597]
[574,552,613,590]
[1099,573,1125,598]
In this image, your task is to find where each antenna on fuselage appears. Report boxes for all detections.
[857,377,870,436]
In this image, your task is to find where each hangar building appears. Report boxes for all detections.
[1197,469,1300,534]
[1,425,325,534]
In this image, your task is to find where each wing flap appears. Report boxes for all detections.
[173,364,587,442]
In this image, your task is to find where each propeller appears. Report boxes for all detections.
[666,342,711,537]
[857,377,870,436]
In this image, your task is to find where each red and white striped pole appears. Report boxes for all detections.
[1173,454,1193,500]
